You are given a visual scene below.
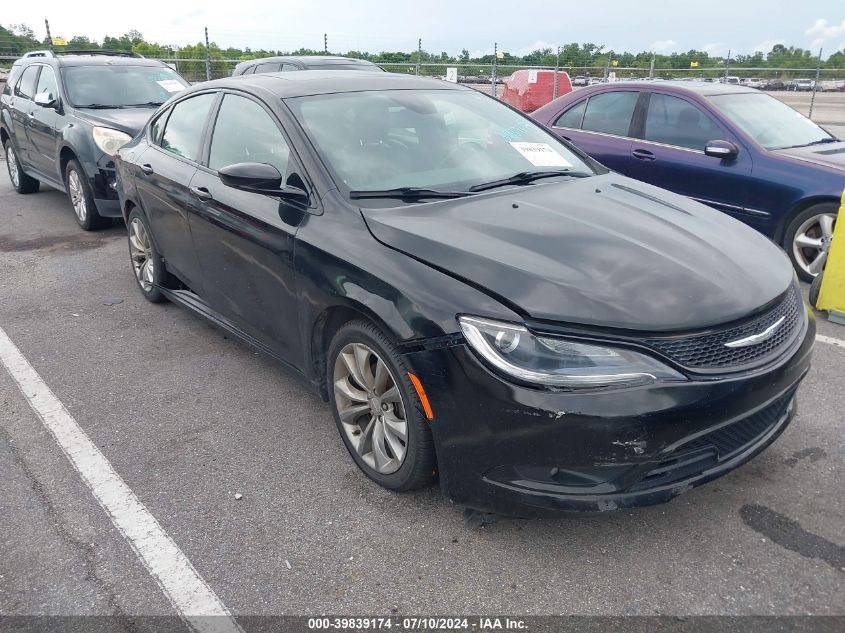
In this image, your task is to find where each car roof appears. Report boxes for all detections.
[588,80,759,96]
[241,56,376,66]
[17,54,169,68]
[191,70,467,98]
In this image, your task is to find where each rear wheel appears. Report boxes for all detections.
[327,320,436,491]
[127,209,166,303]
[4,140,40,194]
[784,203,837,282]
[65,159,107,231]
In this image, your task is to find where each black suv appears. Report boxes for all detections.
[1,51,189,229]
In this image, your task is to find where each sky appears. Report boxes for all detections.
[4,0,845,59]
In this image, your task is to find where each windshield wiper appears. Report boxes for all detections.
[349,187,474,200]
[123,101,165,108]
[75,104,124,109]
[468,169,592,192]
[777,137,839,150]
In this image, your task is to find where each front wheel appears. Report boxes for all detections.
[65,159,107,231]
[4,140,40,194]
[327,320,436,491]
[809,272,824,309]
[783,203,837,282]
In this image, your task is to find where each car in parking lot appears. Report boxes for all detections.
[115,71,814,516]
[820,79,845,92]
[789,78,815,91]
[232,55,383,76]
[740,78,764,89]
[531,81,845,280]
[761,79,786,91]
[1,50,189,229]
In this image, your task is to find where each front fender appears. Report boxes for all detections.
[294,191,520,385]
[0,108,12,143]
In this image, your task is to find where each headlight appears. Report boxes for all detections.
[92,127,132,156]
[458,315,686,389]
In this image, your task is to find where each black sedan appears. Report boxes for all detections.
[114,72,814,516]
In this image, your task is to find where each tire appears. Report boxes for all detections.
[65,159,107,231]
[809,271,824,309]
[783,202,838,282]
[126,209,167,303]
[4,139,40,194]
[327,319,436,491]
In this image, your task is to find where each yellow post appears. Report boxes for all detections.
[816,189,845,320]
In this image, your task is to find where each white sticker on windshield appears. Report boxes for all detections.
[156,80,185,93]
[509,142,572,167]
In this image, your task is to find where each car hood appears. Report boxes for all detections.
[771,140,845,170]
[361,174,794,332]
[74,107,156,136]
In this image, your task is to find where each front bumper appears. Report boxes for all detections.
[84,154,122,218]
[403,311,815,517]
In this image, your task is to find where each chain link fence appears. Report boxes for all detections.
[2,54,843,120]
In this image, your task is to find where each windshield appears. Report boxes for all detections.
[62,65,189,108]
[287,89,596,194]
[708,92,835,150]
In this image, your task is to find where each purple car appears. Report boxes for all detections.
[532,82,845,280]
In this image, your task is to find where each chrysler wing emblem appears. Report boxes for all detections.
[724,316,786,348]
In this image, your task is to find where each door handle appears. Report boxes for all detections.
[632,148,656,161]
[139,164,154,175]
[28,111,36,119]
[189,186,212,201]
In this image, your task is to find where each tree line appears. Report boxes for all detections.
[2,24,844,74]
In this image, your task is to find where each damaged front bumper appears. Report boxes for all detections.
[402,313,815,517]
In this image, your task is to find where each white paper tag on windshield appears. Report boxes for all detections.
[156,80,185,93]
[509,142,572,167]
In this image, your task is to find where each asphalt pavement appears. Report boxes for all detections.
[0,171,843,625]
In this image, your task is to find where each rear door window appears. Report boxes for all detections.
[255,62,281,73]
[159,93,217,162]
[580,91,639,137]
[15,65,40,99]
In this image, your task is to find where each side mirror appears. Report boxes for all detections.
[218,162,309,202]
[704,140,739,159]
[34,91,57,109]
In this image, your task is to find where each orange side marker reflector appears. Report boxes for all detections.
[407,372,434,421]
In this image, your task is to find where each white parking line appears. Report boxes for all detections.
[817,334,845,349]
[0,326,243,633]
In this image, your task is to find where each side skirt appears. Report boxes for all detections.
[159,288,321,395]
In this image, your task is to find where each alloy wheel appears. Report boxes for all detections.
[333,342,408,474]
[7,145,20,188]
[68,169,88,223]
[793,212,836,277]
[129,218,155,292]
